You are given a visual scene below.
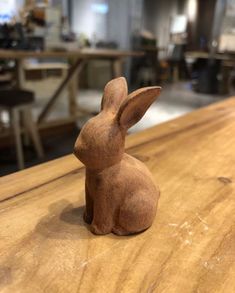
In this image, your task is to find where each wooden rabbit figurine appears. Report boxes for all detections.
[74,77,161,235]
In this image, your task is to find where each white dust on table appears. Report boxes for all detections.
[168,215,223,271]
[168,213,210,248]
[168,221,194,248]
[203,256,221,271]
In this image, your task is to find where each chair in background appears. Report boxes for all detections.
[130,30,160,87]
[0,89,44,169]
[168,44,188,82]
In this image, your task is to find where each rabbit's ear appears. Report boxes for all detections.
[117,86,161,129]
[101,77,128,113]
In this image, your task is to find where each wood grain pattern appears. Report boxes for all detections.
[1,98,235,292]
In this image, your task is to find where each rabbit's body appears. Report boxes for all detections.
[74,77,161,235]
[85,153,160,235]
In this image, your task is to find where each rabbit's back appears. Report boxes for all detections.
[86,153,159,204]
[121,153,158,190]
[100,153,159,204]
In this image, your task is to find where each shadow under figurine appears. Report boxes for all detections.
[74,77,161,235]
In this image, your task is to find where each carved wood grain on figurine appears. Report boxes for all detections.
[74,77,161,235]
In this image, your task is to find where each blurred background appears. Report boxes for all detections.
[0,0,235,175]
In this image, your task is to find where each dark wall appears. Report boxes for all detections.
[142,0,181,48]
[196,0,216,48]
[143,0,217,50]
[142,0,157,32]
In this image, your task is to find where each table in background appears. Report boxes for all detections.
[0,48,143,128]
[185,51,235,61]
[186,51,235,94]
[1,97,235,292]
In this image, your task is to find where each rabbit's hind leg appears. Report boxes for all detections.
[112,225,131,236]
[113,193,157,235]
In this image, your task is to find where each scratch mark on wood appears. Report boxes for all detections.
[217,177,233,184]
[196,213,208,225]
[78,241,122,270]
[168,223,178,227]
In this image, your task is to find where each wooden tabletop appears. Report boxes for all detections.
[1,97,235,292]
[0,48,143,60]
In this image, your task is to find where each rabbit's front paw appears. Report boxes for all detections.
[90,223,111,235]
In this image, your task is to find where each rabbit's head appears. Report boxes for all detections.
[74,77,161,170]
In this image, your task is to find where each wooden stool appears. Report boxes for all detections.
[0,89,44,170]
